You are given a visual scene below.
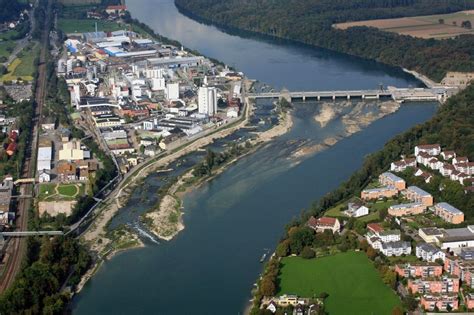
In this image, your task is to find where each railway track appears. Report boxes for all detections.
[0,0,52,293]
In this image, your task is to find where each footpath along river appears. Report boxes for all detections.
[72,0,438,313]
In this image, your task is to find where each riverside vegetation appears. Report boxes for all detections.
[175,0,474,81]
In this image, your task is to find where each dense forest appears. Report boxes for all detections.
[0,237,91,314]
[0,0,28,23]
[175,0,474,81]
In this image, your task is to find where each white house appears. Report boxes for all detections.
[455,162,474,176]
[416,243,446,262]
[427,158,442,171]
[390,158,417,172]
[453,156,469,166]
[226,107,239,118]
[345,202,369,218]
[416,152,432,166]
[441,151,456,160]
[38,169,51,183]
[440,163,455,177]
[366,229,401,251]
[381,241,412,256]
[414,144,441,157]
[266,301,277,314]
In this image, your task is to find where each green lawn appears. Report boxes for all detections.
[57,184,79,197]
[57,19,122,33]
[39,183,85,201]
[278,252,401,315]
[325,203,348,218]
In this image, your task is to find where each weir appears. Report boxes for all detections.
[248,87,452,103]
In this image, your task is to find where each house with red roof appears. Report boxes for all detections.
[367,223,384,234]
[308,216,340,234]
[105,5,127,16]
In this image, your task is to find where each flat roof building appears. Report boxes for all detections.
[434,202,464,224]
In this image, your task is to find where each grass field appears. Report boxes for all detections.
[57,19,122,33]
[335,10,474,39]
[0,41,16,59]
[0,44,39,82]
[278,252,401,314]
[39,183,85,201]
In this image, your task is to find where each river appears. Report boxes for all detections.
[72,0,438,314]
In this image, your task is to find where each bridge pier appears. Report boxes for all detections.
[317,95,321,101]
[332,95,336,100]
[302,95,306,102]
[347,95,351,100]
[362,95,365,99]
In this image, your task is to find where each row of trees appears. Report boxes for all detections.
[175,0,474,81]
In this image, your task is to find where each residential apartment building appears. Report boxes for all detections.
[361,186,398,201]
[415,144,441,157]
[390,158,416,173]
[408,277,459,294]
[404,186,433,207]
[395,263,443,278]
[416,243,446,262]
[381,241,411,257]
[379,172,406,190]
[433,202,464,224]
[366,230,401,251]
[388,202,425,217]
[420,294,458,311]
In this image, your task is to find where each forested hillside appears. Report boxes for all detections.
[0,0,28,23]
[175,0,474,81]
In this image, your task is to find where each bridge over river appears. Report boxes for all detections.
[248,86,454,103]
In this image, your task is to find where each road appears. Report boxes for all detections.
[0,0,51,293]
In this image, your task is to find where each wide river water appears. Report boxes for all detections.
[73,0,438,314]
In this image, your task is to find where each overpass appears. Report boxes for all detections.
[248,87,450,103]
[1,231,64,237]
[13,178,36,185]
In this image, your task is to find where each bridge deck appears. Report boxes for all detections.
[1,231,64,236]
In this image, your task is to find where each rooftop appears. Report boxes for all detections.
[380,172,405,183]
[407,186,431,197]
[435,202,463,215]
[389,202,423,209]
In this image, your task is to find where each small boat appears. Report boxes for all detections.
[259,253,267,263]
